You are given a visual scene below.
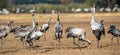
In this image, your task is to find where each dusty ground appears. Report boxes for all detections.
[0,13,120,55]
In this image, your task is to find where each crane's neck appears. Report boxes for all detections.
[48,19,50,25]
[91,7,96,24]
[31,15,36,32]
[57,13,60,23]
[91,15,95,23]
[7,21,13,33]
[7,22,12,27]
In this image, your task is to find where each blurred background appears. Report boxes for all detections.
[0,0,120,14]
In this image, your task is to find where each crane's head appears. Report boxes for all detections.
[8,20,14,24]
[48,18,51,22]
[48,18,51,25]
[7,20,14,27]
[108,24,116,34]
[65,27,73,38]
[35,22,38,26]
[99,19,104,25]
[65,27,72,33]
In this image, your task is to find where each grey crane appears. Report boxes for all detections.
[40,18,51,40]
[19,22,38,31]
[26,18,51,47]
[108,24,120,45]
[90,4,105,48]
[0,21,14,49]
[13,14,36,47]
[54,12,63,46]
[26,26,45,47]
[65,27,91,48]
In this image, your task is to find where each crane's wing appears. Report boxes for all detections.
[99,19,105,36]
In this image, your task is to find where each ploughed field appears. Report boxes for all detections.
[0,13,120,55]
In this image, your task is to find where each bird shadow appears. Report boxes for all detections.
[41,49,51,53]
[0,47,19,54]
[33,47,54,53]
[72,42,89,49]
[100,44,112,48]
[24,43,89,53]
[39,46,88,53]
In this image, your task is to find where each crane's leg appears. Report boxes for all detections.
[15,38,20,46]
[34,40,37,46]
[1,37,5,50]
[111,37,114,45]
[23,40,25,48]
[21,42,23,49]
[55,39,59,48]
[35,40,39,53]
[15,38,21,49]
[56,38,60,48]
[44,30,46,40]
[25,41,27,48]
[117,37,119,45]
[23,38,27,49]
[55,34,57,48]
[15,38,17,46]
[73,38,75,47]
[78,39,81,50]
[0,39,2,49]
[35,40,40,47]
[27,39,33,48]
[37,40,39,45]
[34,40,36,45]
[20,38,25,49]
[24,36,28,48]
[58,39,61,48]
[37,40,40,46]
[97,39,100,48]
[81,39,91,45]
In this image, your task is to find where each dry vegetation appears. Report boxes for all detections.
[0,13,120,55]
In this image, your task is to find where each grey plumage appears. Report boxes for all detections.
[92,19,105,48]
[90,6,105,48]
[54,12,63,46]
[26,18,51,47]
[13,14,36,47]
[40,18,51,40]
[99,19,105,36]
[0,21,14,34]
[92,19,105,40]
[26,27,45,47]
[19,22,38,31]
[65,27,91,47]
[108,24,120,45]
[0,21,14,49]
